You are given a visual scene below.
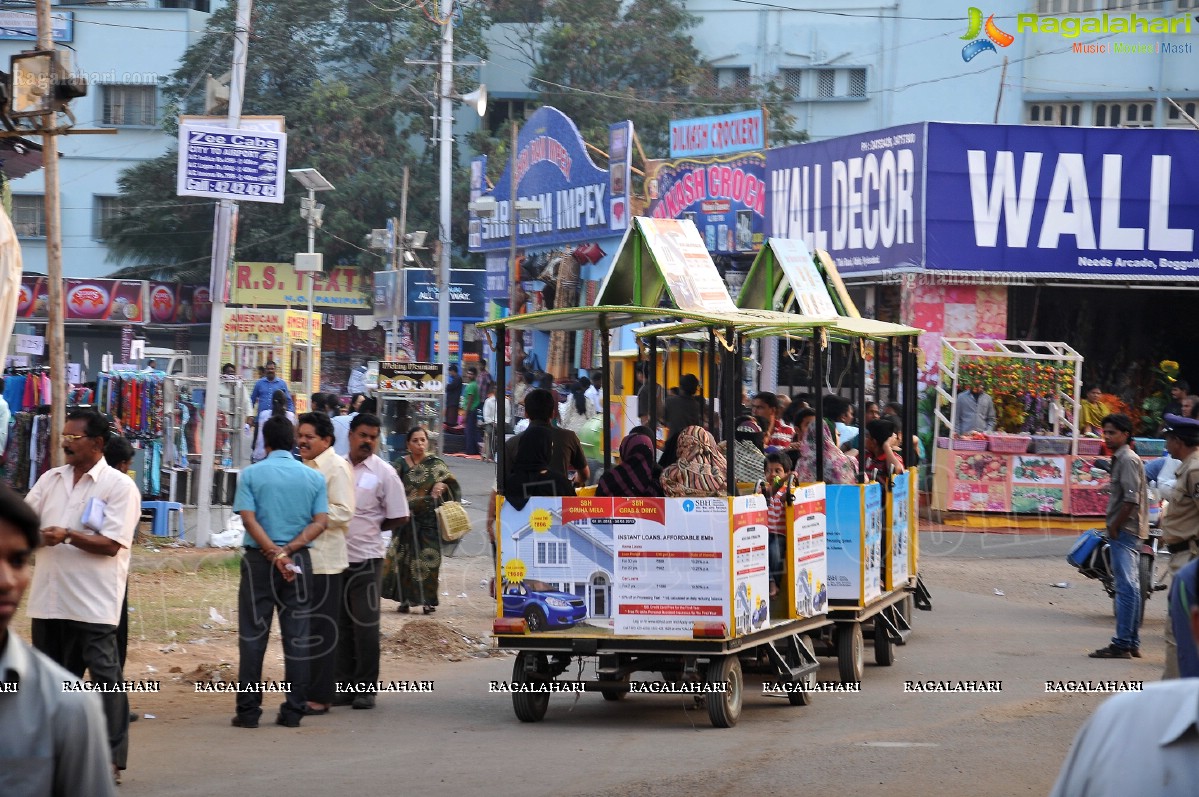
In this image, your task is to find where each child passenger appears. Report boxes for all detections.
[761,451,790,598]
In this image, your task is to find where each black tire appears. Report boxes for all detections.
[600,687,626,701]
[525,607,548,633]
[838,623,864,684]
[1138,553,1152,626]
[706,656,743,728]
[511,652,550,723]
[874,613,895,667]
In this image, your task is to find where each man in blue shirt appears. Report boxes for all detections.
[249,361,293,415]
[231,415,328,728]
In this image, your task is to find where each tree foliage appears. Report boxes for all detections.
[108,0,489,275]
[503,0,806,154]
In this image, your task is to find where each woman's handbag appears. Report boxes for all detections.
[436,499,471,543]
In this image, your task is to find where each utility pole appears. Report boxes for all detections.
[36,0,64,465]
[507,120,523,388]
[195,0,251,547]
[391,166,409,360]
[436,0,454,375]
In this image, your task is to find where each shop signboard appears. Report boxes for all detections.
[484,254,509,303]
[924,123,1199,277]
[646,152,766,255]
[377,361,445,393]
[764,237,839,317]
[64,279,148,324]
[767,123,925,276]
[404,269,485,319]
[0,10,72,41]
[232,262,370,310]
[468,106,631,253]
[669,109,765,159]
[608,121,633,231]
[17,276,48,319]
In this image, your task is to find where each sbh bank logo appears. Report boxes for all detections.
[961,7,1014,61]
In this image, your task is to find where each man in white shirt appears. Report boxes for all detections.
[1051,561,1199,796]
[24,409,141,783]
[0,483,116,797]
[336,413,409,709]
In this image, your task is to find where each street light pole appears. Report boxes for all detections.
[436,0,454,375]
[305,184,315,400]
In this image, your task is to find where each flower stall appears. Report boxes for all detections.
[929,339,1108,516]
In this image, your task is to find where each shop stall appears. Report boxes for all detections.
[373,361,445,460]
[927,338,1138,516]
[219,307,322,411]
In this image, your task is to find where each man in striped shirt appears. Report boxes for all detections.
[752,392,796,449]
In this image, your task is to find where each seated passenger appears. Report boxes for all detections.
[732,416,766,487]
[661,425,727,498]
[504,425,576,510]
[864,418,905,480]
[595,432,663,498]
[759,451,791,598]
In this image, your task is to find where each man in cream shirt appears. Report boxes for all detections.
[296,411,355,715]
[24,409,141,783]
[337,413,408,709]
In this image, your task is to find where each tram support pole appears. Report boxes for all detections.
[496,323,507,495]
[600,317,611,475]
[813,329,825,482]
[857,341,868,483]
[724,327,736,493]
[648,336,659,441]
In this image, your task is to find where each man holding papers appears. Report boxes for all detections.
[24,409,141,784]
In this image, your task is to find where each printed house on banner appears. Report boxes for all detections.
[501,502,615,626]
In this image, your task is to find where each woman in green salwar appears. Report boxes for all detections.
[385,426,461,614]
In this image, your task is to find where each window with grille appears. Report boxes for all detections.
[1026,102,1082,126]
[1103,0,1163,8]
[780,68,803,98]
[101,85,157,126]
[1167,99,1198,125]
[1094,101,1153,127]
[817,69,835,98]
[1179,0,1199,10]
[712,67,750,90]
[848,68,867,97]
[12,195,45,238]
[93,196,127,241]
[535,541,569,566]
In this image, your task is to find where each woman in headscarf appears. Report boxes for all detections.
[732,416,766,487]
[661,425,727,498]
[596,432,663,497]
[793,401,858,485]
[505,424,576,510]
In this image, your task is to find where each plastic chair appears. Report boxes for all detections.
[141,500,183,538]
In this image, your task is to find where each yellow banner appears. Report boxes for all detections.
[231,261,371,310]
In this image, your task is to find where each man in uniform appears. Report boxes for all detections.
[1159,413,1199,677]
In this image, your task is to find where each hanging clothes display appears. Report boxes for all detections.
[96,372,166,439]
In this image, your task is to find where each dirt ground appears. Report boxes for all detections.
[12,543,504,723]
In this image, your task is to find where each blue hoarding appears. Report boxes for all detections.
[468,106,629,253]
[924,122,1199,277]
[647,152,766,255]
[404,269,485,319]
[766,123,925,276]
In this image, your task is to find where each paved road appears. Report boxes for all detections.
[116,524,1164,797]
